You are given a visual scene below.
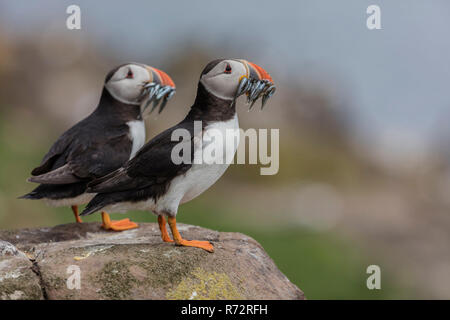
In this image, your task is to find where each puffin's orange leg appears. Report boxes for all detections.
[158,215,173,242]
[71,205,82,223]
[167,216,214,252]
[101,211,138,231]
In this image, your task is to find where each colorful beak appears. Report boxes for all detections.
[140,66,176,117]
[246,61,273,83]
[236,60,276,110]
[148,66,176,88]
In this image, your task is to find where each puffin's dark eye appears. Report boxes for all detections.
[224,64,232,74]
[126,69,134,79]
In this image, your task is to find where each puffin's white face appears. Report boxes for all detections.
[200,60,248,101]
[105,64,151,105]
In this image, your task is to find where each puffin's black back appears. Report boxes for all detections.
[21,89,141,200]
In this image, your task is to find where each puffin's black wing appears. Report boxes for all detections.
[31,128,76,176]
[67,131,132,178]
[28,118,132,184]
[28,163,80,184]
[87,121,195,194]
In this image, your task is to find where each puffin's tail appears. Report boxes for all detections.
[18,190,44,200]
[80,193,114,216]
[18,183,87,200]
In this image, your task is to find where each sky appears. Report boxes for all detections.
[1,0,450,157]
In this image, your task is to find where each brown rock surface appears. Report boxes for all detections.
[0,240,43,300]
[0,223,304,300]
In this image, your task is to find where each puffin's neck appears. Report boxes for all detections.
[94,88,142,122]
[185,83,236,123]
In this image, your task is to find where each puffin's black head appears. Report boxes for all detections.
[104,63,176,115]
[199,59,275,109]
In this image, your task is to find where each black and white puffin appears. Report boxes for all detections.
[20,63,176,231]
[80,59,275,251]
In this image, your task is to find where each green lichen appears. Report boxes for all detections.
[167,267,243,300]
[94,261,136,299]
[129,244,209,287]
[89,244,215,299]
[44,274,65,291]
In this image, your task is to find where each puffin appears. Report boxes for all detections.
[20,63,176,231]
[80,59,275,251]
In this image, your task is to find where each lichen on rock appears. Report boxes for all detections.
[167,267,244,300]
[95,260,137,299]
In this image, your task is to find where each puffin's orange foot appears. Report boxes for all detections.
[102,219,139,231]
[176,239,214,252]
[166,216,214,252]
[162,235,174,243]
[101,212,138,231]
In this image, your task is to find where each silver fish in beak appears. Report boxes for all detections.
[139,66,176,119]
[234,60,275,110]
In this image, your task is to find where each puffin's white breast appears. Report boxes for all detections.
[157,114,240,212]
[127,120,146,159]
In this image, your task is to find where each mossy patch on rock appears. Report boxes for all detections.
[167,267,244,300]
[44,274,66,291]
[132,245,210,288]
[94,260,137,299]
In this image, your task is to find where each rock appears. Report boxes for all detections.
[0,223,304,300]
[0,240,43,300]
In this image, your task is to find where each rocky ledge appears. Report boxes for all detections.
[0,222,304,300]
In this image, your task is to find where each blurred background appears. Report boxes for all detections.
[1,0,450,299]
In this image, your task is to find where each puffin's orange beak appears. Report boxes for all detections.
[148,66,176,89]
[236,60,275,110]
[246,61,273,83]
[141,66,176,115]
